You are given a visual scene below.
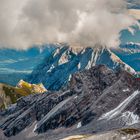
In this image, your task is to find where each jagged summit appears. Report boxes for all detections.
[27,45,135,90]
[85,47,135,72]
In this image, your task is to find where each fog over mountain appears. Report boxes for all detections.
[0,0,139,49]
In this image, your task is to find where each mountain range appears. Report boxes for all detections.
[0,43,140,89]
[27,43,138,91]
[0,43,140,139]
[0,65,140,140]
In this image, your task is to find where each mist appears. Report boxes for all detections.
[0,0,139,49]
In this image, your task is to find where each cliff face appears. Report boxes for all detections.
[27,46,135,91]
[0,65,140,140]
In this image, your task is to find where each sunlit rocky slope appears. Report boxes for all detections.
[0,80,46,110]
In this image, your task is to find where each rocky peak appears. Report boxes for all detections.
[70,65,119,94]
[1,65,139,139]
[27,45,135,91]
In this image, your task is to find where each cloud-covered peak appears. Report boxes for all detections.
[0,0,139,49]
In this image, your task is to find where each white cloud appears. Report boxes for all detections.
[0,0,139,49]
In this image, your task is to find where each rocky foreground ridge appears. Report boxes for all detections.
[0,65,140,140]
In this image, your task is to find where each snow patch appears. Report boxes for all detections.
[33,123,37,132]
[126,42,140,46]
[58,52,69,65]
[123,89,130,92]
[68,74,72,81]
[78,63,81,69]
[77,122,82,128]
[99,91,140,120]
[81,49,85,54]
[47,64,55,72]
[121,111,139,126]
[74,96,78,99]
[85,50,96,69]
[53,48,60,57]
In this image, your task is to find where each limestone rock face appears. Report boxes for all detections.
[0,65,140,139]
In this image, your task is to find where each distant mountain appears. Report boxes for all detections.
[0,42,140,88]
[127,0,140,9]
[0,44,56,85]
[1,65,140,139]
[27,44,135,90]
[113,42,140,71]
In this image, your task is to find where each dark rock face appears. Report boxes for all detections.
[0,91,75,137]
[0,65,140,138]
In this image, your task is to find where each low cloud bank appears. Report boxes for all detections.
[0,0,139,49]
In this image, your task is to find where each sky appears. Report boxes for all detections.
[120,0,140,44]
[0,0,140,49]
[121,24,140,44]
